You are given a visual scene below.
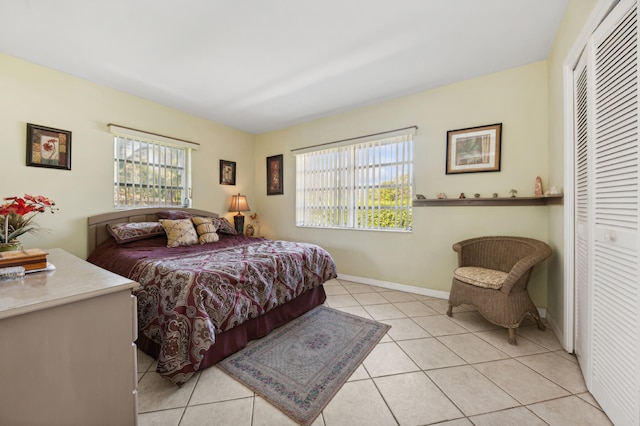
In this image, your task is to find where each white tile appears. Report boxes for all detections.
[474,359,570,404]
[353,292,389,306]
[577,392,603,410]
[516,325,563,350]
[323,285,349,296]
[469,406,546,426]
[137,371,198,413]
[528,396,613,425]
[412,315,468,336]
[252,396,324,426]
[190,367,254,405]
[322,380,396,426]
[383,318,431,341]
[325,294,359,308]
[393,300,439,317]
[427,365,519,416]
[137,348,156,374]
[517,352,587,394]
[363,342,420,377]
[438,333,510,363]
[421,298,453,314]
[347,364,370,382]
[475,329,548,356]
[446,311,500,332]
[434,419,474,426]
[341,282,375,294]
[180,398,254,426]
[363,303,407,320]
[137,408,184,426]
[397,338,466,370]
[375,372,463,425]
[379,290,417,303]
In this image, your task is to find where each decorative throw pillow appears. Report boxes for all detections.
[191,217,219,244]
[107,222,165,244]
[212,217,237,235]
[157,209,192,220]
[159,219,198,247]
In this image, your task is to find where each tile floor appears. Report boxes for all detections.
[136,278,613,426]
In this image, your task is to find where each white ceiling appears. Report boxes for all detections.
[0,0,568,134]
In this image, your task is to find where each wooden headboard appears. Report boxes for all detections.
[87,208,219,255]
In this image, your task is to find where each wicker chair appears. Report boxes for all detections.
[446,236,552,345]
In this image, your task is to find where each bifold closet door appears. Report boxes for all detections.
[573,50,591,385]
[589,0,640,424]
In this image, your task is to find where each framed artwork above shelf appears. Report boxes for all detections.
[413,194,563,207]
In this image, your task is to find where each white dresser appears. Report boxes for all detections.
[0,248,139,426]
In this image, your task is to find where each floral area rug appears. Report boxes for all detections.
[218,305,390,425]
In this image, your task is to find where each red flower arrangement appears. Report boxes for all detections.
[0,194,58,244]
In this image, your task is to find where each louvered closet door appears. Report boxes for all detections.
[573,51,591,385]
[590,0,640,424]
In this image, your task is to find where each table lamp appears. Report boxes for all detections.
[229,193,250,234]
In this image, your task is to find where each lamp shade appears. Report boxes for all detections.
[229,194,250,213]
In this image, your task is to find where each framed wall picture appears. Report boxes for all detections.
[446,123,502,174]
[26,123,72,170]
[266,154,283,195]
[219,160,236,185]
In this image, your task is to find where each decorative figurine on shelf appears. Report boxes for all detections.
[509,189,518,198]
[415,194,426,199]
[437,192,447,199]
[492,193,498,198]
[459,192,466,199]
[535,176,544,196]
[474,193,480,198]
[545,185,561,196]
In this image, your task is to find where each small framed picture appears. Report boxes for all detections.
[446,123,502,174]
[219,160,236,185]
[26,123,72,170]
[266,154,283,195]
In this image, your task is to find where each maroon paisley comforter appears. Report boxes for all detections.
[88,234,337,384]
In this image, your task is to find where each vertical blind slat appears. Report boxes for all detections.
[295,134,413,231]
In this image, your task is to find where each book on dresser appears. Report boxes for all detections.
[0,248,48,271]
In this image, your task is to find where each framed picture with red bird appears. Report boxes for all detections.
[26,123,72,170]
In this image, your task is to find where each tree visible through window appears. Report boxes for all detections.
[113,135,191,208]
[295,133,413,231]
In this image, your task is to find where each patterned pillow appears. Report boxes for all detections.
[191,217,219,244]
[212,217,237,235]
[159,219,198,247]
[157,209,192,220]
[107,222,165,244]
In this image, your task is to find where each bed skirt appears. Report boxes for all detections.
[136,285,327,378]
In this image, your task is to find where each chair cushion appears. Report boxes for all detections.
[454,266,507,289]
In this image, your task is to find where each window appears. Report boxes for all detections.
[295,131,413,231]
[110,125,196,208]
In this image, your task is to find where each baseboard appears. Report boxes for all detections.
[336,273,450,300]
[337,273,552,325]
[544,309,569,351]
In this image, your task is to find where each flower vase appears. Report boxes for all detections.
[0,240,23,252]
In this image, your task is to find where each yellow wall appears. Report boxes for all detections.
[0,53,255,259]
[0,1,599,312]
[546,0,599,333]
[255,62,552,305]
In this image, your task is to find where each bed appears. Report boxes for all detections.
[86,208,337,385]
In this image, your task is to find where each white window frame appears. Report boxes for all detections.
[109,124,197,209]
[295,130,414,232]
